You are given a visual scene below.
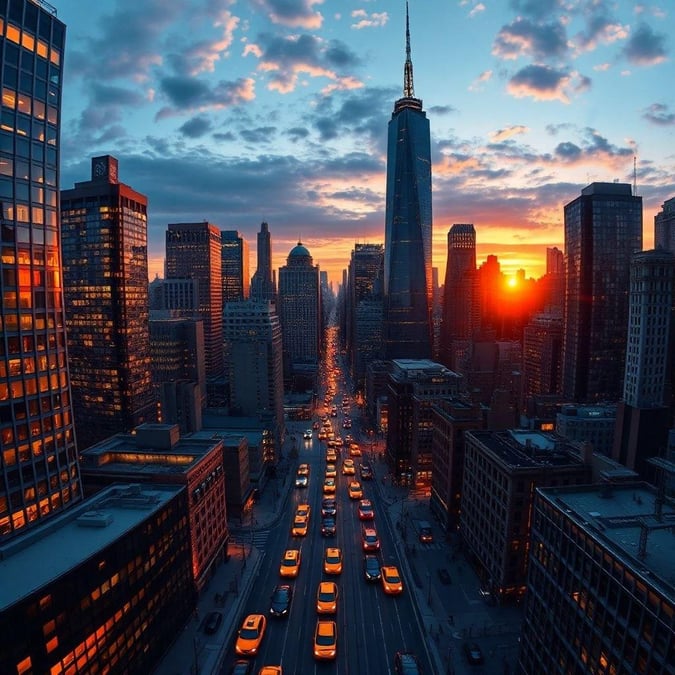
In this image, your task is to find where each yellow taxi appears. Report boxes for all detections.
[297,463,310,476]
[348,480,363,500]
[342,458,356,475]
[313,620,337,660]
[316,581,338,614]
[279,549,301,578]
[323,547,343,575]
[381,565,404,595]
[296,504,311,519]
[291,515,308,537]
[234,614,267,656]
[323,477,336,494]
[258,668,282,675]
[325,463,337,478]
[326,449,337,462]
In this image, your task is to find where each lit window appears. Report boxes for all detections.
[5,24,20,44]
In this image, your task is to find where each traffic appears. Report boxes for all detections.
[223,325,427,674]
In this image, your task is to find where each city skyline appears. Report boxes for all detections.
[55,0,674,284]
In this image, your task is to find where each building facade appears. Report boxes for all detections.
[461,430,591,602]
[165,222,223,385]
[562,182,642,403]
[519,481,675,674]
[221,229,249,303]
[654,196,675,253]
[277,242,321,387]
[613,249,674,478]
[250,221,276,303]
[383,6,433,360]
[440,224,477,369]
[61,156,156,450]
[556,403,617,456]
[0,1,81,540]
[521,311,563,409]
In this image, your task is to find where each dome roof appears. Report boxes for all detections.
[289,241,311,258]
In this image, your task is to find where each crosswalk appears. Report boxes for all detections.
[230,529,270,549]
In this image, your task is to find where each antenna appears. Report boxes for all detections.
[403,1,415,98]
[633,155,638,196]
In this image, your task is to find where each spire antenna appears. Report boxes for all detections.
[403,1,415,98]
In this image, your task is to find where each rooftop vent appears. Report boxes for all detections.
[76,511,114,528]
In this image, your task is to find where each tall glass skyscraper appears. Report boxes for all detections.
[0,0,81,540]
[221,229,249,303]
[250,221,276,303]
[562,182,642,403]
[383,3,433,360]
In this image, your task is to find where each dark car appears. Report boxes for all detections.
[321,516,337,536]
[394,651,422,674]
[270,584,293,617]
[463,641,484,665]
[359,463,373,480]
[230,660,252,675]
[203,610,223,634]
[321,498,337,517]
[364,554,381,581]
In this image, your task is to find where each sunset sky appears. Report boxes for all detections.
[54,0,674,286]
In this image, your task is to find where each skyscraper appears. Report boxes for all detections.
[561,182,642,402]
[277,242,321,387]
[440,224,477,369]
[383,3,433,360]
[250,221,276,303]
[165,222,223,384]
[221,229,249,303]
[61,156,157,450]
[0,2,81,540]
[655,196,675,252]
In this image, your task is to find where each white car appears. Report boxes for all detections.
[303,429,312,439]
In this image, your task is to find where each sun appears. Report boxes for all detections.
[506,276,518,289]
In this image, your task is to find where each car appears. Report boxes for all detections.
[463,642,484,665]
[359,464,373,480]
[381,565,404,594]
[269,584,293,617]
[258,667,282,675]
[303,429,312,439]
[204,610,223,634]
[325,463,337,478]
[323,477,336,494]
[349,444,362,457]
[235,614,267,656]
[321,516,336,536]
[291,515,308,537]
[342,458,356,475]
[348,480,363,500]
[230,660,253,675]
[418,521,433,543]
[294,474,308,488]
[326,449,337,462]
[318,431,327,440]
[296,503,311,518]
[297,464,310,476]
[279,549,301,578]
[358,499,374,520]
[313,620,337,660]
[323,547,343,575]
[394,651,422,674]
[321,497,337,517]
[342,419,352,429]
[316,581,338,614]
[313,421,320,430]
[364,554,381,581]
[362,527,380,552]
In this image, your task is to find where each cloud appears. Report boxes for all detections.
[507,64,590,103]
[493,18,568,60]
[621,22,668,65]
[469,4,486,18]
[469,70,493,92]
[156,76,255,116]
[642,103,675,126]
[490,125,529,142]
[240,126,277,143]
[508,0,561,21]
[350,10,388,29]
[286,126,311,141]
[252,0,324,29]
[573,15,628,53]
[428,105,456,115]
[178,116,213,138]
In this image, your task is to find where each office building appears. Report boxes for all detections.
[519,480,675,674]
[562,182,642,402]
[0,2,81,541]
[250,221,276,303]
[165,222,223,383]
[345,243,384,389]
[461,430,590,601]
[613,249,674,478]
[440,224,478,369]
[277,242,321,387]
[223,300,285,451]
[382,5,433,360]
[61,156,156,450]
[521,311,563,409]
[79,424,228,591]
[556,403,617,456]
[221,229,249,303]
[655,196,675,252]
[0,483,194,674]
[385,359,462,486]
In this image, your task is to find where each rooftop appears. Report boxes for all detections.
[0,484,183,611]
[539,482,675,601]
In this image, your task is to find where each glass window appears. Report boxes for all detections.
[34,79,46,101]
[32,142,44,163]
[16,95,31,115]
[33,99,45,121]
[5,24,20,45]
[0,177,12,198]
[36,40,48,60]
[0,157,12,175]
[4,44,19,67]
[15,159,29,179]
[0,132,12,152]
[2,87,16,109]
[19,72,32,95]
[21,33,35,53]
[0,110,14,132]
[47,106,57,125]
[16,137,29,158]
